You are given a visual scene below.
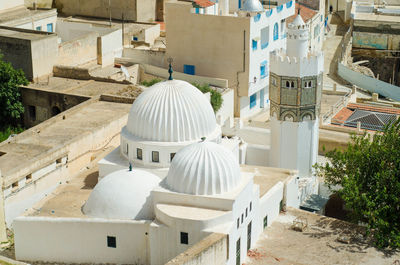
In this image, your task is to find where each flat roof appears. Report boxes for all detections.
[27,77,137,97]
[156,204,227,221]
[0,100,131,186]
[0,27,54,41]
[240,165,295,197]
[0,7,56,27]
[246,207,400,265]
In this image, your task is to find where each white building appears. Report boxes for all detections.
[14,78,300,265]
[11,9,325,265]
[166,0,295,118]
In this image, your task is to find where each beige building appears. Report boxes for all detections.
[54,0,159,23]
[0,26,58,80]
[166,0,295,118]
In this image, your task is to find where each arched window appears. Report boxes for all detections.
[286,81,290,88]
[308,81,312,87]
[273,23,279,41]
[291,81,295,88]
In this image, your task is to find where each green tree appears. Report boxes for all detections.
[0,55,28,126]
[192,83,223,113]
[315,119,400,249]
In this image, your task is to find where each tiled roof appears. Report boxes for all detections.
[331,108,354,124]
[347,103,400,115]
[287,3,317,24]
[331,103,400,131]
[193,0,215,8]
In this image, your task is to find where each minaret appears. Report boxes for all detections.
[268,14,324,178]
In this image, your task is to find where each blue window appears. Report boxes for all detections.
[260,60,267,79]
[252,40,258,51]
[254,13,261,22]
[238,0,241,9]
[36,26,42,31]
[133,36,138,41]
[273,23,279,41]
[250,93,257,109]
[47,23,53,32]
[184,64,195,75]
[277,4,283,12]
[195,8,200,14]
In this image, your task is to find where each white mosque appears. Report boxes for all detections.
[13,10,323,265]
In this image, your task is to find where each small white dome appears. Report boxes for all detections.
[291,14,305,26]
[125,80,217,142]
[241,0,264,12]
[83,169,160,220]
[166,141,241,195]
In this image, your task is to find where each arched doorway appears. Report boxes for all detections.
[51,106,61,117]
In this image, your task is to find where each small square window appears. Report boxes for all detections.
[26,174,32,183]
[133,36,138,41]
[12,182,18,190]
[137,148,142,160]
[107,236,116,248]
[152,151,159,163]
[245,208,248,217]
[180,232,188,245]
[170,153,176,162]
[36,26,42,31]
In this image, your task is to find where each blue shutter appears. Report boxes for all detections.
[47,23,53,32]
[250,94,257,109]
[184,65,196,75]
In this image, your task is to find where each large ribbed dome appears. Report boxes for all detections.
[83,169,160,220]
[125,80,217,142]
[166,141,241,195]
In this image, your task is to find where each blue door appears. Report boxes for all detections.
[47,23,53,32]
[238,0,241,9]
[183,64,195,75]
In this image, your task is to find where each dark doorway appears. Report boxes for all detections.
[236,238,241,265]
[247,221,252,251]
[51,106,61,117]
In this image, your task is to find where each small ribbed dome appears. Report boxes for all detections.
[241,0,264,12]
[83,169,160,220]
[125,80,217,142]
[166,141,241,195]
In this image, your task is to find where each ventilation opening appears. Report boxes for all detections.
[26,174,32,183]
[51,106,61,117]
[11,181,19,191]
[28,105,36,121]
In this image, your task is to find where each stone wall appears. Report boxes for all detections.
[54,0,157,22]
[20,87,90,128]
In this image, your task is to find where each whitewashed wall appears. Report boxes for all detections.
[258,181,283,227]
[14,217,150,264]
